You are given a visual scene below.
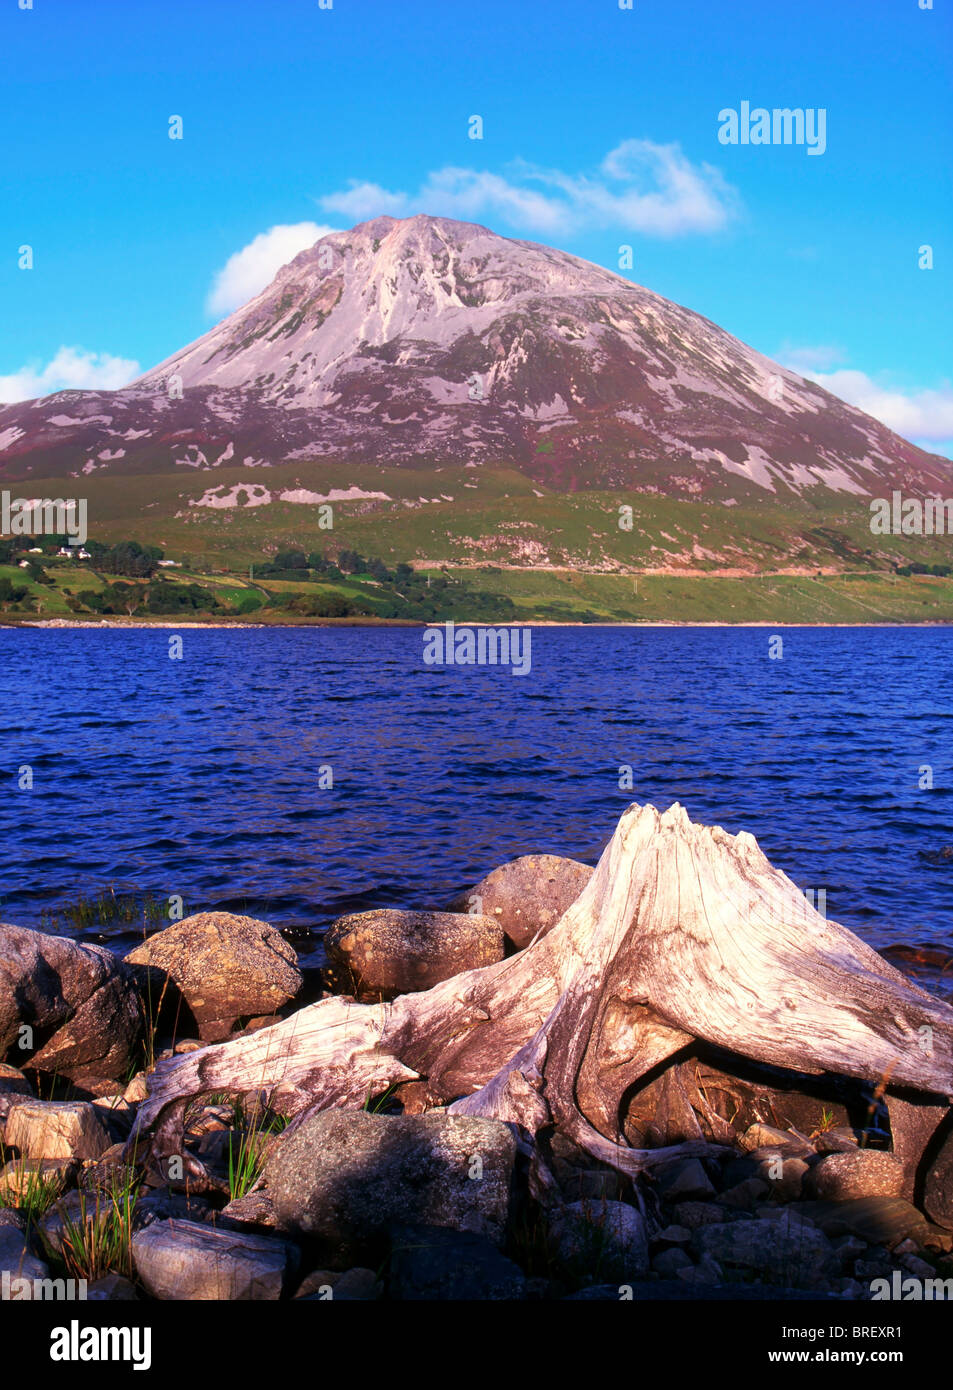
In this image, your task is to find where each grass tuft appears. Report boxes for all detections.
[52,1170,141,1284]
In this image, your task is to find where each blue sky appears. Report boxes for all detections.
[2,0,951,453]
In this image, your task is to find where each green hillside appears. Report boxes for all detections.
[3,460,953,624]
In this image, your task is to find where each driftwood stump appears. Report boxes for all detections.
[131,803,953,1186]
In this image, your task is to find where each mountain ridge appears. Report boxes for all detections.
[1,214,950,511]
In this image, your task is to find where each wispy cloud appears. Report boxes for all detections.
[778,343,846,373]
[777,346,953,450]
[207,222,337,316]
[0,347,140,404]
[786,357,953,453]
[318,140,741,238]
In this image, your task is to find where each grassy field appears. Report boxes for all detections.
[17,460,953,571]
[4,555,953,625]
[462,566,953,623]
[3,459,953,624]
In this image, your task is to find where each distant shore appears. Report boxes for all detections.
[5,616,953,631]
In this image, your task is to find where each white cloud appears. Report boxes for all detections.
[207,222,337,316]
[778,343,846,372]
[803,368,953,444]
[0,347,140,404]
[318,140,740,238]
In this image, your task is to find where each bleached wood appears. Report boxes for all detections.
[132,803,953,1177]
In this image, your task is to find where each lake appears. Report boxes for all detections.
[1,625,950,977]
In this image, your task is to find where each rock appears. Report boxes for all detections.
[0,1064,32,1097]
[122,1072,150,1104]
[133,1190,215,1231]
[5,1100,113,1162]
[523,1276,556,1300]
[547,1199,650,1282]
[918,847,953,865]
[0,1221,48,1286]
[886,1094,949,1201]
[86,1274,139,1301]
[447,854,594,950]
[131,1219,293,1300]
[563,1284,628,1300]
[656,1157,716,1201]
[294,1269,337,1299]
[747,1153,810,1202]
[219,1190,279,1230]
[39,1192,95,1258]
[923,1124,953,1230]
[841,1278,866,1299]
[754,1206,818,1229]
[390,1224,526,1300]
[125,912,301,1037]
[717,1177,770,1210]
[652,1247,693,1276]
[654,1224,692,1246]
[805,1150,905,1202]
[814,1127,863,1154]
[832,1234,868,1265]
[693,1211,836,1288]
[0,1157,73,1202]
[324,1267,381,1300]
[294,1266,382,1300]
[0,923,144,1085]
[796,1196,930,1249]
[740,1123,811,1153]
[676,1254,724,1285]
[263,1110,517,1251]
[324,909,504,997]
[674,1201,726,1229]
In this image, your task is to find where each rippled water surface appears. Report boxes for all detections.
[1,626,951,968]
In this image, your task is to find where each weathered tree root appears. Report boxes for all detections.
[130,803,953,1183]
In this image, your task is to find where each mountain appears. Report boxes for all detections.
[1,214,950,511]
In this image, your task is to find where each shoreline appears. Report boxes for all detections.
[5,617,953,631]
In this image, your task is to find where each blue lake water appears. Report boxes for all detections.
[1,626,951,972]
